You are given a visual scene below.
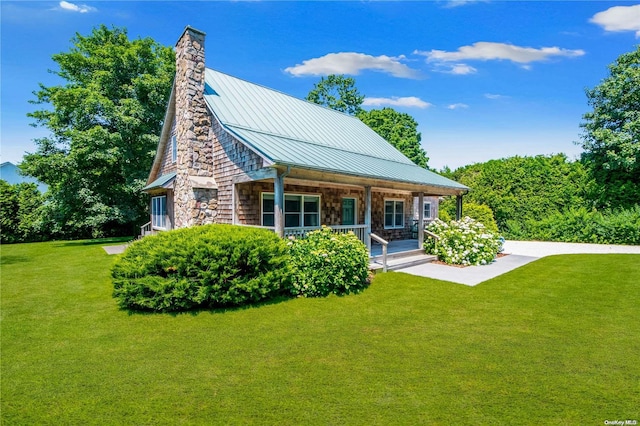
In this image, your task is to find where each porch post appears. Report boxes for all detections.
[274,172,285,238]
[231,183,237,225]
[456,194,463,220]
[418,192,424,249]
[364,185,372,253]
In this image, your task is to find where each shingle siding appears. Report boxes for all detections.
[212,117,264,224]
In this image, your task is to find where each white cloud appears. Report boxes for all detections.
[590,4,640,37]
[434,63,477,75]
[415,42,585,64]
[447,103,469,110]
[59,1,96,13]
[444,0,489,8]
[484,93,508,100]
[363,96,432,109]
[285,52,420,79]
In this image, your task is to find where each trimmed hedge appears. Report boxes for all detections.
[287,226,370,297]
[507,206,640,245]
[112,224,291,312]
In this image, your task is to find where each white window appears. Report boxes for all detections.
[423,202,432,220]
[262,193,320,227]
[152,196,167,229]
[171,135,177,163]
[384,199,404,229]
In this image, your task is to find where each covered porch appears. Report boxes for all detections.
[231,165,467,255]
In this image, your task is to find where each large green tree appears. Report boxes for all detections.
[357,107,429,168]
[22,25,175,238]
[580,46,640,209]
[306,74,364,115]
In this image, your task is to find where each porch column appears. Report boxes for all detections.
[274,172,285,238]
[364,185,372,253]
[418,192,424,249]
[231,182,237,225]
[456,194,463,220]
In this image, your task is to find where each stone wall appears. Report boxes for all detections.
[172,27,217,228]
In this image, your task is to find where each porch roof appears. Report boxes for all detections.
[203,69,468,194]
[142,172,176,191]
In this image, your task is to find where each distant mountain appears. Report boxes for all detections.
[0,162,48,192]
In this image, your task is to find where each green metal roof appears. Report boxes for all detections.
[203,69,468,191]
[142,172,176,191]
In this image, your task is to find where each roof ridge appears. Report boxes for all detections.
[223,123,417,168]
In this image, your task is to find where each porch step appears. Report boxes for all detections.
[371,248,425,261]
[370,252,437,272]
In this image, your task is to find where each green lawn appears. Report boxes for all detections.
[2,240,639,425]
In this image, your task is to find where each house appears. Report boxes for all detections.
[0,162,48,193]
[143,26,468,254]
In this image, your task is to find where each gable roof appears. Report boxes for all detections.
[203,69,467,192]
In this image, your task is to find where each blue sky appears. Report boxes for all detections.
[1,1,639,170]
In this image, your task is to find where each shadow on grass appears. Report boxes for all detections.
[119,294,295,317]
[55,237,134,247]
[0,255,31,265]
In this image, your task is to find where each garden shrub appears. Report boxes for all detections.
[287,226,369,297]
[112,224,292,312]
[424,218,502,266]
[438,208,452,222]
[437,201,499,234]
[460,203,499,234]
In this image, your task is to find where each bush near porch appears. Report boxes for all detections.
[111,224,371,311]
[425,217,502,266]
[112,224,291,311]
[287,226,370,297]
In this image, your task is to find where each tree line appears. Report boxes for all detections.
[1,25,637,244]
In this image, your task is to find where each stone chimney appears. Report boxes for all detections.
[173,26,218,228]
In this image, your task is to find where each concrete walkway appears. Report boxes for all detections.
[398,240,640,286]
[102,244,129,255]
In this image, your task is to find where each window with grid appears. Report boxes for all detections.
[262,193,320,227]
[384,200,404,229]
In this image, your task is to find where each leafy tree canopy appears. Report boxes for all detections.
[357,107,429,168]
[580,45,640,209]
[21,25,175,238]
[0,180,48,244]
[306,74,364,115]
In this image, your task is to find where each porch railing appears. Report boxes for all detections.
[369,232,389,272]
[283,224,367,244]
[139,221,152,239]
[237,224,368,245]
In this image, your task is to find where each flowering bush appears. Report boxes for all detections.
[424,217,502,266]
[287,226,370,297]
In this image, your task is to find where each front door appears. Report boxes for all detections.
[342,198,356,225]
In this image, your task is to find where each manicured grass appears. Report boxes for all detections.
[2,240,639,424]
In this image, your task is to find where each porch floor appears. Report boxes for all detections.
[370,239,420,257]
